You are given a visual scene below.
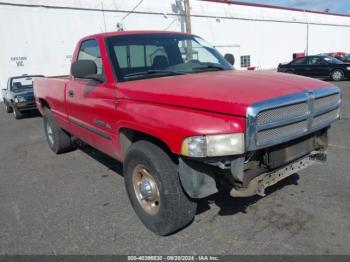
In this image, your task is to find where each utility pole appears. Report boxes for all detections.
[303,10,309,56]
[184,0,192,34]
[184,0,193,60]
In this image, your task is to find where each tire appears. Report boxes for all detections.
[13,106,23,119]
[4,102,13,113]
[43,109,74,154]
[331,69,344,81]
[124,141,197,236]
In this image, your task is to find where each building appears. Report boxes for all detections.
[1,0,350,94]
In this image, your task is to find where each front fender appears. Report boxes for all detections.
[115,99,246,155]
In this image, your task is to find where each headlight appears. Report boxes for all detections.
[347,67,350,71]
[181,133,245,157]
[14,96,26,103]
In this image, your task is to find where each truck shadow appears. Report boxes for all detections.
[14,110,41,119]
[76,142,300,218]
[196,174,300,217]
[77,143,123,175]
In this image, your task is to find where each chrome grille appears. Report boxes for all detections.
[246,87,341,151]
[257,120,308,146]
[256,102,308,126]
[314,93,341,113]
[26,96,35,102]
[313,109,340,128]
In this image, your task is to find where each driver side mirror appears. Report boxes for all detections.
[224,53,235,66]
[71,60,104,82]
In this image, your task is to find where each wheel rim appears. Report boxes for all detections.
[132,164,160,215]
[46,121,54,145]
[5,104,8,111]
[13,109,17,117]
[333,71,343,81]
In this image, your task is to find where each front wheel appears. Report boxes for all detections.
[124,141,197,236]
[13,106,23,119]
[4,102,13,113]
[331,69,344,81]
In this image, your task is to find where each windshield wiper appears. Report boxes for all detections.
[124,70,186,79]
[192,64,226,72]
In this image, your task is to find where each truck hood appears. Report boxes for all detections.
[117,70,334,116]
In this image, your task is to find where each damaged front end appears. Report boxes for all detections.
[179,129,328,198]
[178,87,341,199]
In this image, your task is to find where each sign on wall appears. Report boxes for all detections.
[10,56,28,68]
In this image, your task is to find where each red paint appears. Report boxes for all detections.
[34,31,334,161]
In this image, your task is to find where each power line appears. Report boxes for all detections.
[164,17,178,30]
[120,0,144,22]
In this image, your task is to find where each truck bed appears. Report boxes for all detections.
[33,76,70,128]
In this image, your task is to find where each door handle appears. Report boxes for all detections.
[68,90,74,97]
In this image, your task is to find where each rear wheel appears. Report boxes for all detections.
[124,141,197,236]
[331,69,344,81]
[43,109,74,154]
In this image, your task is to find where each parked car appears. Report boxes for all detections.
[34,31,341,235]
[2,75,44,119]
[345,54,350,62]
[278,55,350,81]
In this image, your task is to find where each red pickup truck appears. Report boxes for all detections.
[34,31,341,235]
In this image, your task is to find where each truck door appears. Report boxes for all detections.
[66,39,117,157]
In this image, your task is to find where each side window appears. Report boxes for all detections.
[292,57,307,65]
[308,57,319,65]
[311,57,328,65]
[77,39,103,74]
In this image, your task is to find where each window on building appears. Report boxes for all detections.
[240,55,251,68]
[77,39,103,74]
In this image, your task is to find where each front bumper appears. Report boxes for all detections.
[14,101,37,111]
[230,151,325,197]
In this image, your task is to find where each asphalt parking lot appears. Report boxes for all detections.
[0,81,349,255]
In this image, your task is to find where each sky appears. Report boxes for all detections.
[239,0,350,14]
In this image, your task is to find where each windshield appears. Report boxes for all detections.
[11,77,34,92]
[107,34,233,82]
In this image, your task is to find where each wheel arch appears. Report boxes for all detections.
[119,127,177,162]
[38,98,50,109]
